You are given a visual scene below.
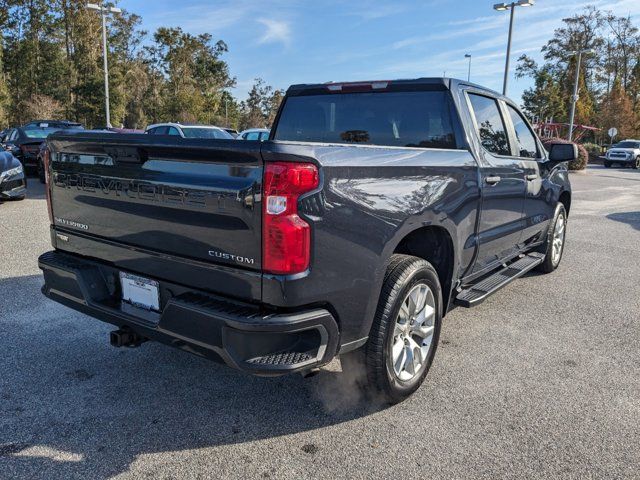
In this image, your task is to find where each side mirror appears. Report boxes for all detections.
[548,142,578,163]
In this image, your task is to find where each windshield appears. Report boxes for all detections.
[23,128,60,139]
[181,127,234,139]
[614,141,640,149]
[274,90,460,149]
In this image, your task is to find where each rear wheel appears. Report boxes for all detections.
[341,254,442,404]
[536,203,567,273]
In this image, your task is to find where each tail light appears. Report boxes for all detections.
[263,162,319,274]
[43,147,53,224]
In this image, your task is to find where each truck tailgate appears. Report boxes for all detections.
[47,133,263,283]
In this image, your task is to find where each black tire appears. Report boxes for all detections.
[604,161,611,168]
[341,254,442,404]
[633,157,640,170]
[536,203,567,273]
[37,157,46,183]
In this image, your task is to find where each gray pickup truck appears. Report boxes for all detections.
[39,78,575,403]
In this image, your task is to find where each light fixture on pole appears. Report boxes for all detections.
[493,0,535,95]
[86,3,122,128]
[567,48,594,142]
[465,54,472,82]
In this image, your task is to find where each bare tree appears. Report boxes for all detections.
[21,93,63,120]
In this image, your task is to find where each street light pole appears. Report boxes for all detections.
[567,49,593,142]
[493,1,535,96]
[503,6,515,95]
[100,11,110,128]
[86,3,121,128]
[465,54,472,82]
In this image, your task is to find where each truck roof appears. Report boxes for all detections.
[286,77,502,98]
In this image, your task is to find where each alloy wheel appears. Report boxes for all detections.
[390,283,436,381]
[551,211,566,266]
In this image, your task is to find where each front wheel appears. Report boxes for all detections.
[536,203,567,273]
[633,157,640,170]
[604,161,611,168]
[341,254,442,404]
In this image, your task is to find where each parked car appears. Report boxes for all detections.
[36,128,114,183]
[145,122,235,139]
[603,139,640,168]
[236,128,270,141]
[22,120,84,130]
[2,126,63,174]
[39,77,574,403]
[95,127,145,134]
[0,151,26,201]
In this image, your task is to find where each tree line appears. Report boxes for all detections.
[0,0,283,130]
[2,3,638,139]
[516,6,640,141]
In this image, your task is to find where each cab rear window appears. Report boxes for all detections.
[274,91,460,149]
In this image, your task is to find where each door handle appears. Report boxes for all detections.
[526,174,539,181]
[485,176,501,185]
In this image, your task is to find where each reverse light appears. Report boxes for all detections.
[263,162,319,275]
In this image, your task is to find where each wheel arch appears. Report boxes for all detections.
[392,225,456,315]
[559,190,571,216]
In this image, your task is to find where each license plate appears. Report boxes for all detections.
[119,272,160,311]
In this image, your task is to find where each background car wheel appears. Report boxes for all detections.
[604,161,611,168]
[633,157,640,170]
[536,203,567,273]
[341,254,442,404]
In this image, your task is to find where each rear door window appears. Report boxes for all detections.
[274,90,460,149]
[506,104,538,158]
[468,93,511,156]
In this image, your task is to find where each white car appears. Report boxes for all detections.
[604,139,640,169]
[145,123,235,140]
[236,128,270,141]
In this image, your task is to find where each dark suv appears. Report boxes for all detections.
[39,78,574,403]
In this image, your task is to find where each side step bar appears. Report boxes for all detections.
[455,252,545,308]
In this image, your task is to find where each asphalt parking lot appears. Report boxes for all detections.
[1,166,639,479]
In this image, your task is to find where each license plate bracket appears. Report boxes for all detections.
[119,272,160,312]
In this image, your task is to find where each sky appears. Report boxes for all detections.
[119,0,640,106]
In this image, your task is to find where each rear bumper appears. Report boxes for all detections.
[17,153,37,167]
[38,250,340,375]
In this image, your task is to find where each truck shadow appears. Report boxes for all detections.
[0,275,386,478]
[606,212,640,231]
